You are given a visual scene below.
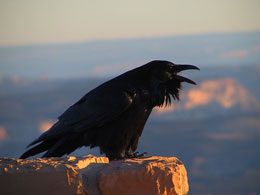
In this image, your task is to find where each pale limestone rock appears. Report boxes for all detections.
[0,155,188,195]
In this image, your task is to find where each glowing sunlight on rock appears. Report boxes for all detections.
[153,78,260,114]
[0,126,8,140]
[185,78,260,110]
[9,75,20,83]
[39,120,56,133]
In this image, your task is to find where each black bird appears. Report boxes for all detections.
[20,60,199,160]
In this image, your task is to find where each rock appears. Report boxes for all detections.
[0,155,109,195]
[98,156,189,195]
[0,155,188,195]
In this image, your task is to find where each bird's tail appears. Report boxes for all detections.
[20,134,82,159]
[19,139,57,159]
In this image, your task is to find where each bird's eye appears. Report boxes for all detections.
[165,72,172,79]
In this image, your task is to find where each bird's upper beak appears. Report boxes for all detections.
[172,64,200,85]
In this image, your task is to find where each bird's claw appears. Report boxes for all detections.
[125,151,147,158]
[134,152,147,158]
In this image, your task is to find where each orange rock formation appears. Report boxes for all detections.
[0,155,188,195]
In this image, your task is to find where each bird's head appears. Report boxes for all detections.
[145,60,199,106]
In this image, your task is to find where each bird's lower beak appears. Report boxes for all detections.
[173,64,199,85]
[174,74,197,85]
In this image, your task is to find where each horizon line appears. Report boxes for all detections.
[1,30,259,49]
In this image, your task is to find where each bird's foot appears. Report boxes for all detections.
[125,151,147,158]
[107,151,147,160]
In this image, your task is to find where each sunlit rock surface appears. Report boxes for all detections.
[0,155,188,195]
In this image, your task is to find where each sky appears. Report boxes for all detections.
[1,0,260,46]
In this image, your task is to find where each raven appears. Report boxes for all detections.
[20,60,199,160]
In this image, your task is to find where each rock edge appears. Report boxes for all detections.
[0,155,188,195]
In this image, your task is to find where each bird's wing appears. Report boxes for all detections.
[27,89,134,147]
[58,89,133,131]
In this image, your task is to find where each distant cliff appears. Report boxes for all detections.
[0,155,188,195]
[154,78,260,118]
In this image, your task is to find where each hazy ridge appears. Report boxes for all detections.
[1,32,260,78]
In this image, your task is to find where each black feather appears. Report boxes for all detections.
[20,60,198,160]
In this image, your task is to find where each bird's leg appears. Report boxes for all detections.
[106,151,125,161]
[125,149,134,158]
[133,151,147,158]
[125,148,147,158]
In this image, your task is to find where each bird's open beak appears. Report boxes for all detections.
[173,64,200,85]
[174,64,200,73]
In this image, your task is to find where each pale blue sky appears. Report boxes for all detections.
[1,0,260,46]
